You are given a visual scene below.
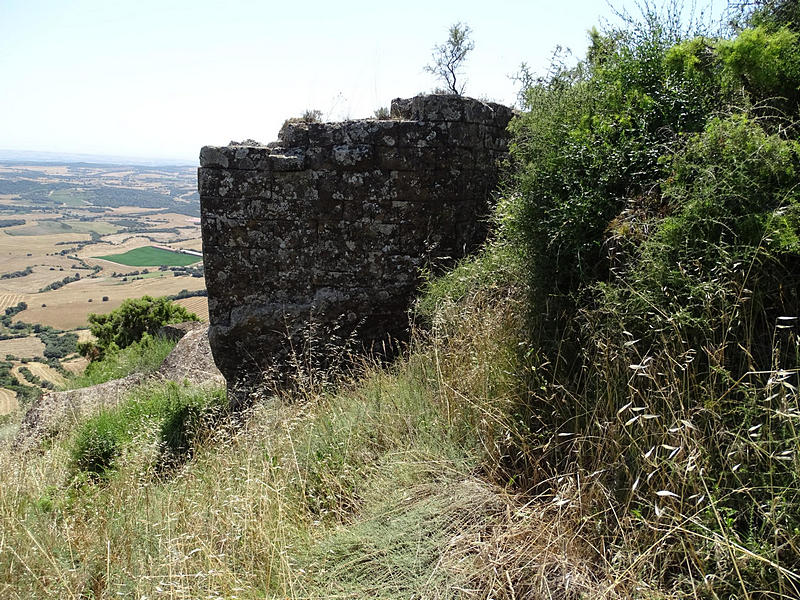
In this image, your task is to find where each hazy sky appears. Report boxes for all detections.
[0,0,728,163]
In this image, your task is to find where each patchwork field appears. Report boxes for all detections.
[12,361,66,386]
[0,160,207,394]
[18,272,207,329]
[0,265,81,294]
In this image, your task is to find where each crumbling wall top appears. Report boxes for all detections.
[199,94,513,172]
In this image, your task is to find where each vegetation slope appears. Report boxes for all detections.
[2,1,800,598]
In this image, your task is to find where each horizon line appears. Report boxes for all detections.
[0,148,197,167]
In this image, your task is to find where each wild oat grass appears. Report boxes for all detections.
[0,276,551,599]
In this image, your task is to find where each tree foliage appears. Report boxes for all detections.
[80,296,198,361]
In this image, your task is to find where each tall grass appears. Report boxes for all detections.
[489,2,800,596]
[0,273,561,599]
[64,334,176,389]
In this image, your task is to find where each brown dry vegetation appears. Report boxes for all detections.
[0,293,26,311]
[175,296,209,321]
[0,388,16,416]
[0,265,83,294]
[0,230,89,273]
[12,362,66,387]
[0,336,44,358]
[74,329,93,343]
[61,356,89,375]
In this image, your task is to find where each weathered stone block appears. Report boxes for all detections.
[198,168,272,199]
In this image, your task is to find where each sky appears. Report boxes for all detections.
[0,0,729,164]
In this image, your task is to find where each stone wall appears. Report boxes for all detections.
[198,94,512,397]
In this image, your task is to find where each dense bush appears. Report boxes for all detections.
[488,3,800,595]
[4,301,27,317]
[37,329,78,359]
[0,219,25,228]
[0,266,33,280]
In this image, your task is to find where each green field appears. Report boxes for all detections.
[96,246,201,267]
[49,189,93,206]
[6,220,120,237]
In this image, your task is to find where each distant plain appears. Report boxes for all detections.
[0,160,208,412]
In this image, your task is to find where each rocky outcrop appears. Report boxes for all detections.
[199,94,513,398]
[13,323,223,451]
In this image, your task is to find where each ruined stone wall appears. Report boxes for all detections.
[199,94,512,394]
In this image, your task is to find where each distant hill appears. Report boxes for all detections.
[0,149,195,167]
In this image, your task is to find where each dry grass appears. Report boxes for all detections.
[0,266,79,294]
[0,293,26,311]
[0,388,17,416]
[0,275,565,599]
[0,271,749,599]
[61,356,89,375]
[0,336,44,359]
[5,244,793,597]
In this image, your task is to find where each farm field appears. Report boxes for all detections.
[0,159,207,396]
[62,356,89,375]
[0,336,45,358]
[175,295,209,322]
[0,292,26,311]
[0,265,82,294]
[0,388,16,416]
[12,361,66,387]
[18,272,207,329]
[96,245,202,267]
[6,219,121,236]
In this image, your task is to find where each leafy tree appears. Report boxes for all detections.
[730,0,800,32]
[424,22,474,95]
[80,296,198,361]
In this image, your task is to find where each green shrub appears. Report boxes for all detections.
[718,25,800,108]
[82,295,198,361]
[502,10,722,308]
[70,411,126,477]
[67,333,176,389]
[69,382,226,480]
[492,5,800,595]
